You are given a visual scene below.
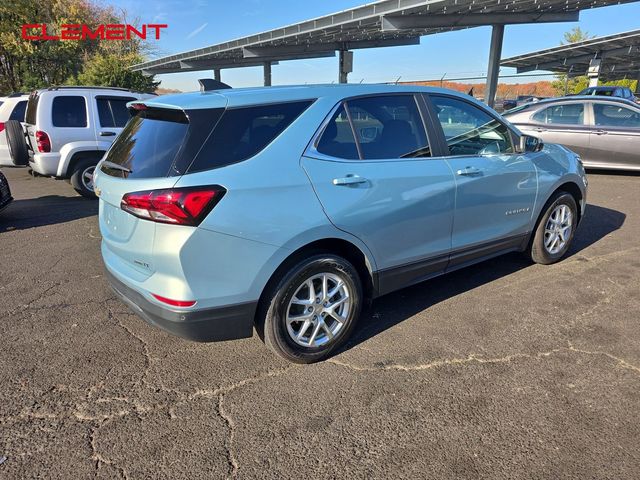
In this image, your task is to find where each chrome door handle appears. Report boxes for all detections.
[99,131,116,137]
[332,175,368,186]
[456,166,482,176]
[595,129,608,135]
[534,127,547,132]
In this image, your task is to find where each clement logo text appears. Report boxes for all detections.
[21,24,168,41]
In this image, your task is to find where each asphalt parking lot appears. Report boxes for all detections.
[1,167,639,479]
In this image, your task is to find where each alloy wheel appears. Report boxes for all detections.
[285,272,351,348]
[544,204,573,255]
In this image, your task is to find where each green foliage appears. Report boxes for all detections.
[77,53,159,92]
[0,0,159,94]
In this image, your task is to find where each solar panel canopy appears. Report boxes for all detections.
[501,30,640,81]
[132,0,637,74]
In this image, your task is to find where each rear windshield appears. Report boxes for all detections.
[25,92,39,125]
[101,107,192,179]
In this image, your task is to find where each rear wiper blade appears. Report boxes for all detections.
[101,161,132,173]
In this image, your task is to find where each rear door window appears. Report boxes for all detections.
[593,104,640,128]
[187,100,313,173]
[97,96,136,128]
[52,96,87,127]
[347,95,430,159]
[9,100,27,121]
[532,103,585,125]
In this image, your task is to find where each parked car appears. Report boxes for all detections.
[504,96,640,171]
[0,169,13,213]
[94,84,587,363]
[578,86,637,101]
[4,86,154,197]
[0,93,29,167]
[503,95,547,112]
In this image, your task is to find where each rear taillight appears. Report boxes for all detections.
[0,122,5,133]
[121,186,226,226]
[35,130,51,153]
[151,294,196,308]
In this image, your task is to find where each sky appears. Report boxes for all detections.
[109,0,640,91]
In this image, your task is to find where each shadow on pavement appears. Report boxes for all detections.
[337,202,625,356]
[0,195,97,232]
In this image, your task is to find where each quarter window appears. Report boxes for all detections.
[593,104,640,128]
[52,96,87,128]
[97,97,136,128]
[532,104,584,125]
[187,100,313,173]
[430,95,514,155]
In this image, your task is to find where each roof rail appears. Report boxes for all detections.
[46,85,136,92]
[7,92,27,97]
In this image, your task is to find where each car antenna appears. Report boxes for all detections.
[198,78,232,92]
[394,76,401,85]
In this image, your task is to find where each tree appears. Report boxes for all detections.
[552,28,594,96]
[0,0,159,94]
[77,53,159,93]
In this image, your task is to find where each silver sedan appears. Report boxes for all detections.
[504,96,640,171]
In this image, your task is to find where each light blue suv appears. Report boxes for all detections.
[94,84,587,363]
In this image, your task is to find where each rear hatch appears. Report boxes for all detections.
[24,91,39,155]
[95,96,227,279]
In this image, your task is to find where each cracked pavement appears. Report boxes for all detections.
[1,168,639,479]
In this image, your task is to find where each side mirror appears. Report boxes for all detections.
[518,134,544,153]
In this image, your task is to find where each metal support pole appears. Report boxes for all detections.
[263,62,272,86]
[214,69,221,81]
[485,24,504,109]
[339,50,353,84]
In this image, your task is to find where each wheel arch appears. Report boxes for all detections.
[254,237,376,328]
[552,181,584,223]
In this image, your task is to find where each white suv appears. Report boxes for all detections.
[0,93,29,167]
[5,86,153,197]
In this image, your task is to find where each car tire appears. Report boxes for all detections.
[529,191,578,265]
[70,158,97,199]
[5,120,29,166]
[258,254,363,364]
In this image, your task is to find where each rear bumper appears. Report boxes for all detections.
[105,269,256,342]
[30,152,61,176]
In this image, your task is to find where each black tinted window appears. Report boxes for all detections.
[316,104,359,160]
[101,108,189,179]
[97,97,136,128]
[345,95,429,159]
[187,101,312,173]
[430,95,514,155]
[52,96,87,127]
[533,104,584,125]
[9,101,27,121]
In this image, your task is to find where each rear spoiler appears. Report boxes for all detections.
[198,78,232,92]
